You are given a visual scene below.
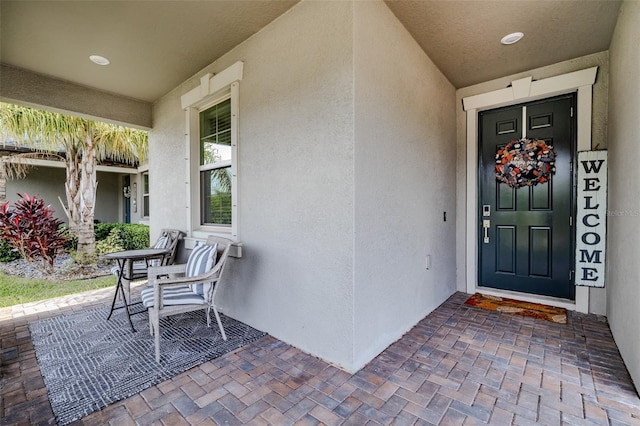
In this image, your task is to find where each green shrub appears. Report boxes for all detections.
[44,222,150,254]
[94,223,150,250]
[0,237,21,262]
[96,228,125,255]
[118,224,150,250]
[94,223,119,241]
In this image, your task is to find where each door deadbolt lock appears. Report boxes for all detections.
[483,205,491,217]
[483,219,490,243]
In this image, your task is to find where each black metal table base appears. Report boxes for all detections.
[106,259,141,332]
[101,248,170,333]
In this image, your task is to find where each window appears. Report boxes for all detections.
[200,99,232,226]
[142,172,150,217]
[181,61,242,238]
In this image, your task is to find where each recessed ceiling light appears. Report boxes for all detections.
[501,32,524,45]
[89,55,110,66]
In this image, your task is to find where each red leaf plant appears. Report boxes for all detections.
[0,193,68,271]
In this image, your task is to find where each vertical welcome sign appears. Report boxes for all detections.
[575,150,608,287]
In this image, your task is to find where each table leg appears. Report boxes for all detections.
[125,259,134,304]
[106,259,136,332]
[107,259,124,320]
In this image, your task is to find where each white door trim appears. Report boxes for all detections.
[462,66,598,313]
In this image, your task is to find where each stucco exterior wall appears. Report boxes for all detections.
[455,51,610,315]
[606,0,640,393]
[95,172,121,223]
[151,0,458,371]
[352,2,457,370]
[151,1,356,369]
[5,167,121,223]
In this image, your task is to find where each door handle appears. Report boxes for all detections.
[483,220,490,243]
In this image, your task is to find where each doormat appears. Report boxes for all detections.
[464,293,567,324]
[29,302,266,425]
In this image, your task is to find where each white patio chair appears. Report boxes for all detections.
[141,236,232,362]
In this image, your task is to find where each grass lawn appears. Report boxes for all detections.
[0,272,116,308]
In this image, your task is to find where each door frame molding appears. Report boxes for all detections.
[462,67,598,313]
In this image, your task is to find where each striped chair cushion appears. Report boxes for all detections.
[148,234,170,267]
[153,235,169,249]
[140,285,206,308]
[110,263,148,277]
[110,264,120,276]
[186,242,218,301]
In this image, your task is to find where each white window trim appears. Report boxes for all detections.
[181,62,243,239]
[462,66,598,314]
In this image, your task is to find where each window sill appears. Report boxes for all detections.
[192,228,233,242]
[186,231,242,258]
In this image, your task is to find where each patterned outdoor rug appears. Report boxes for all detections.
[465,292,567,324]
[29,302,266,425]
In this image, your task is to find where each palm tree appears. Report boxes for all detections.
[0,102,148,262]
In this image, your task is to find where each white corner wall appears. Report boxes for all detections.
[149,1,456,371]
[152,0,459,372]
[151,1,356,369]
[607,0,640,393]
[352,2,457,370]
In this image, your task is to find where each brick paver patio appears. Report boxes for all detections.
[1,288,639,425]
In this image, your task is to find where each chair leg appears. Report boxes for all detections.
[154,320,161,362]
[149,308,155,336]
[212,305,227,341]
[149,309,161,362]
[209,283,226,340]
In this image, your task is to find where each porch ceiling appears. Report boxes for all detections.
[0,0,622,103]
[384,0,622,88]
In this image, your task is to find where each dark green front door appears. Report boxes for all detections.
[479,95,575,300]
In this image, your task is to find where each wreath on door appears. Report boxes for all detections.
[495,138,556,188]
